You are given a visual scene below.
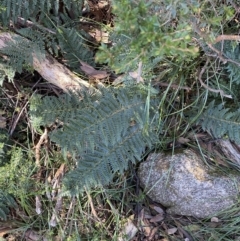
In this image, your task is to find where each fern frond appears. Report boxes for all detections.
[197,101,240,144]
[57,27,94,70]
[0,190,16,220]
[1,32,45,73]
[213,41,240,85]
[0,0,84,26]
[62,124,151,195]
[30,85,159,195]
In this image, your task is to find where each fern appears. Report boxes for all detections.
[30,84,160,195]
[1,31,45,73]
[196,101,240,144]
[0,0,84,26]
[57,27,94,70]
[0,190,16,220]
[224,43,240,85]
[210,41,240,85]
[0,0,93,76]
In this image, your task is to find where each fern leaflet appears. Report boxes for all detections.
[197,101,240,144]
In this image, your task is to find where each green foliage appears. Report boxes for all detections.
[96,0,200,73]
[30,84,160,195]
[0,0,84,26]
[0,190,16,220]
[1,0,240,226]
[0,0,93,82]
[220,42,240,85]
[1,29,45,73]
[0,147,35,198]
[0,129,8,165]
[197,101,240,144]
[57,27,94,70]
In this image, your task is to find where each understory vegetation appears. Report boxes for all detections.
[1,0,240,240]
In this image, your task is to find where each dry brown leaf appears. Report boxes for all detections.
[51,163,66,199]
[167,227,178,235]
[143,224,152,237]
[25,229,42,241]
[129,71,144,83]
[112,74,124,86]
[150,214,164,223]
[52,163,66,182]
[148,226,159,240]
[91,28,109,43]
[129,61,144,83]
[80,60,108,79]
[149,204,164,214]
[143,214,154,219]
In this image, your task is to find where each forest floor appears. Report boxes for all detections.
[1,1,240,241]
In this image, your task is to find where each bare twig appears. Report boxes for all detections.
[9,101,28,136]
[63,197,76,233]
[35,127,48,166]
[214,35,240,43]
[16,17,56,34]
[198,59,232,99]
[85,189,99,220]
[192,21,240,67]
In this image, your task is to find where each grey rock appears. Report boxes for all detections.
[138,149,240,218]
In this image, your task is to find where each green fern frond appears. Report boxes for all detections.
[213,41,240,85]
[57,27,94,70]
[30,85,159,195]
[0,0,83,26]
[62,124,152,195]
[197,101,240,144]
[0,190,16,220]
[1,32,45,73]
[0,0,91,74]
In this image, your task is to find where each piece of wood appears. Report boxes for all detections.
[0,32,91,92]
[217,139,240,166]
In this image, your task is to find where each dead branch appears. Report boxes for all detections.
[214,35,240,43]
[192,21,240,67]
[35,127,48,166]
[0,32,91,92]
[217,139,240,166]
